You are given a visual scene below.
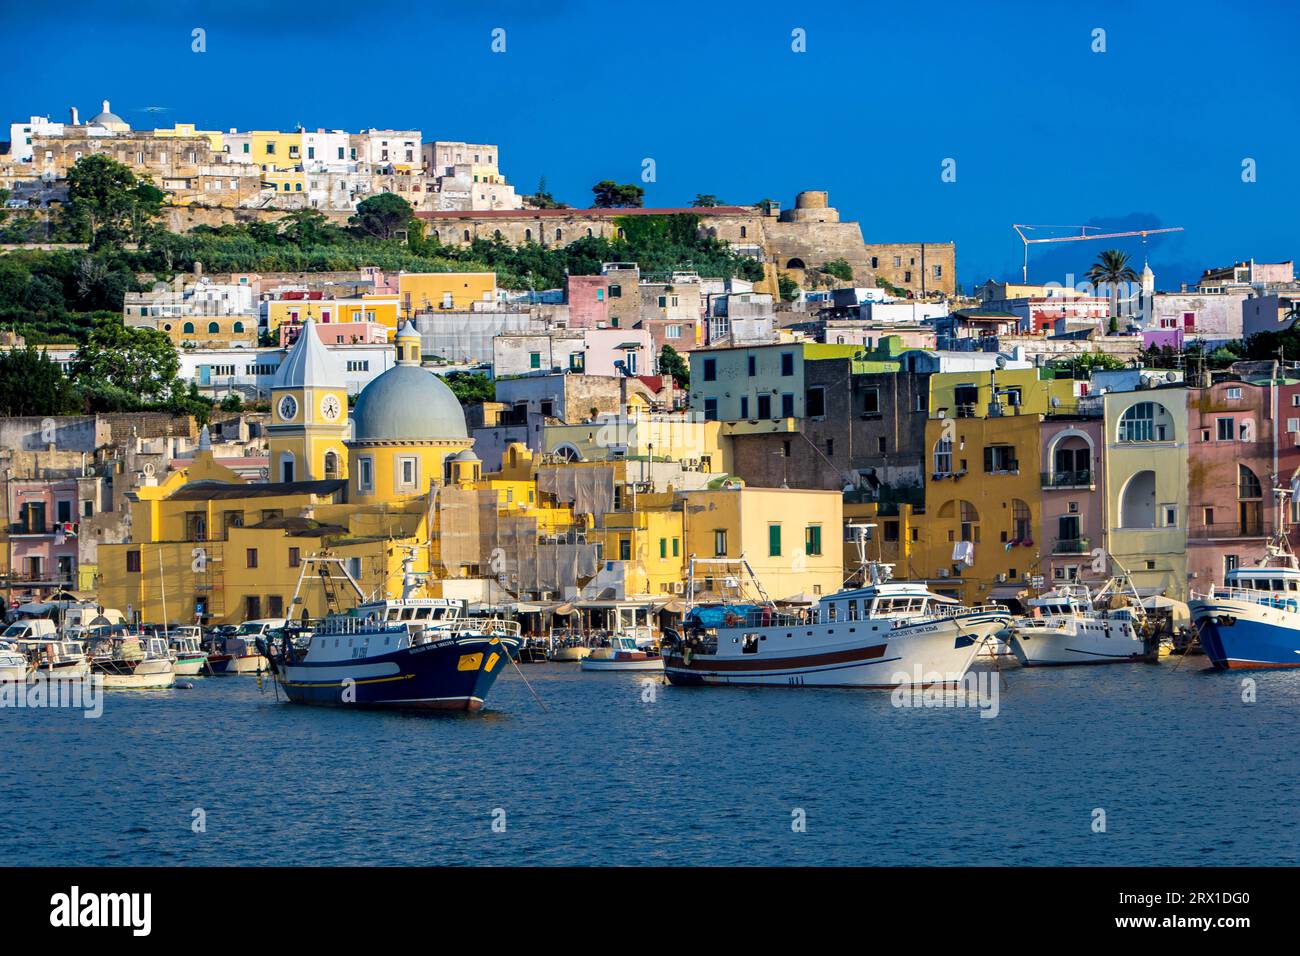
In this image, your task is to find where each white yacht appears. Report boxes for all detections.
[1009,580,1154,666]
[0,640,28,682]
[87,631,177,689]
[4,620,91,680]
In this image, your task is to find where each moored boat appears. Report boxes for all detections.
[87,632,176,689]
[263,551,521,711]
[0,641,28,682]
[1189,490,1300,669]
[663,560,1010,689]
[580,636,664,672]
[166,628,210,676]
[1010,578,1157,666]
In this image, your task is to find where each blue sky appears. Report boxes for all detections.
[3,0,1297,290]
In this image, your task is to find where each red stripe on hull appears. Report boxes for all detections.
[1221,659,1300,670]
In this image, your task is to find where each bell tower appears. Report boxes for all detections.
[267,318,349,483]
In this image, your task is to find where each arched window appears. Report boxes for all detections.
[555,228,563,241]
[280,452,296,484]
[493,229,502,240]
[524,228,532,241]
[1010,499,1032,542]
[431,229,439,241]
[786,258,806,270]
[183,322,195,334]
[586,228,593,238]
[463,229,470,241]
[232,321,244,333]
[740,226,748,238]
[1119,470,1156,528]
[324,451,339,479]
[1239,465,1263,535]
[933,437,952,476]
[1118,401,1172,443]
[208,322,220,334]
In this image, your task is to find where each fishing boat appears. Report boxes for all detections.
[1190,489,1300,669]
[662,557,1010,688]
[263,551,521,711]
[1009,578,1156,666]
[87,631,176,689]
[165,628,210,676]
[4,620,91,680]
[209,620,279,674]
[580,635,664,672]
[0,640,28,682]
[547,627,592,662]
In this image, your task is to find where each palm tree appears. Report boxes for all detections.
[1086,249,1139,324]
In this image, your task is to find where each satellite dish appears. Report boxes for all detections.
[1050,396,1060,408]
[142,462,156,477]
[260,467,270,479]
[995,355,1007,369]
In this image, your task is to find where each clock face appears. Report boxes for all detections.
[277,395,298,421]
[319,393,342,422]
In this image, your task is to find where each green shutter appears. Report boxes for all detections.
[768,524,781,557]
[806,525,821,556]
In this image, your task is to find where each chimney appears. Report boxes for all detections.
[70,106,79,125]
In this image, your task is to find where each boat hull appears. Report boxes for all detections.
[0,661,27,682]
[1190,597,1300,669]
[580,657,664,672]
[29,660,90,681]
[549,645,590,662]
[96,660,177,690]
[224,653,268,674]
[664,612,1007,688]
[172,656,208,676]
[1009,625,1154,666]
[274,633,520,710]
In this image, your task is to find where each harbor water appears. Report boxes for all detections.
[4,662,1299,866]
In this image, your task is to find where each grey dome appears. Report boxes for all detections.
[351,365,467,442]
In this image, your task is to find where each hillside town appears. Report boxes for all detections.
[3,98,1300,661]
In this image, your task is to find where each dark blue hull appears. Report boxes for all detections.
[274,633,520,710]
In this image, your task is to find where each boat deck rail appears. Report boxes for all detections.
[1193,586,1300,611]
[429,617,521,638]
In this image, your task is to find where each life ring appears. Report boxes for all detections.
[724,613,740,627]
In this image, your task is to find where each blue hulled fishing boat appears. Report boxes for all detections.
[263,552,520,710]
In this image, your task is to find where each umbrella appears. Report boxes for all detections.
[1140,595,1191,624]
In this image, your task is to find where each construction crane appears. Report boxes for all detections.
[1012,223,1185,282]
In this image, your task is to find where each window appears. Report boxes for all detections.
[780,352,794,376]
[126,550,141,573]
[658,296,667,308]
[672,538,679,557]
[806,385,826,418]
[609,283,621,297]
[245,596,261,620]
[358,457,374,493]
[748,355,757,376]
[703,398,719,421]
[659,538,667,559]
[1227,387,1242,400]
[714,529,728,556]
[805,525,822,556]
[529,352,541,369]
[757,394,772,419]
[934,438,953,475]
[702,358,717,381]
[862,388,880,414]
[619,537,631,561]
[780,393,794,418]
[398,456,417,490]
[768,524,782,557]
[268,595,284,617]
[983,445,1018,472]
[739,396,750,418]
[1216,417,1234,441]
[884,522,900,542]
[289,548,300,568]
[246,548,259,569]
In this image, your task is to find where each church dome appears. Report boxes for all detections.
[88,99,129,131]
[350,365,467,442]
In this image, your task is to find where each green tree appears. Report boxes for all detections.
[691,194,722,207]
[525,176,566,210]
[278,209,340,246]
[443,371,495,405]
[70,316,180,402]
[349,192,414,241]
[62,155,164,246]
[1086,249,1139,319]
[0,347,80,416]
[591,180,645,208]
[777,272,800,302]
[821,258,854,283]
[658,344,689,387]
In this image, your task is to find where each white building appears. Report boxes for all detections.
[178,343,395,398]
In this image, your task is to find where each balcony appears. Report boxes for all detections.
[1042,470,1094,490]
[1188,521,1266,540]
[1052,537,1091,554]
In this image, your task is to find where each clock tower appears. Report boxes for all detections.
[267,318,349,483]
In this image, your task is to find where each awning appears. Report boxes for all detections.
[554,603,578,616]
[1141,594,1191,624]
[660,600,687,615]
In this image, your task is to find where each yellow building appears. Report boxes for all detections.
[267,318,349,483]
[153,123,224,151]
[915,412,1045,604]
[397,272,497,315]
[543,412,733,474]
[266,295,401,335]
[928,366,1077,419]
[680,486,843,601]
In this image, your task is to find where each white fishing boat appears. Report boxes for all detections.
[663,557,1010,688]
[0,640,28,682]
[1009,578,1155,666]
[580,636,664,672]
[4,620,91,680]
[209,619,280,674]
[88,632,176,689]
[166,628,210,676]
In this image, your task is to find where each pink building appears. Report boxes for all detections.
[281,320,388,347]
[1186,380,1275,587]
[1040,416,1106,587]
[6,478,82,595]
[565,275,610,328]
